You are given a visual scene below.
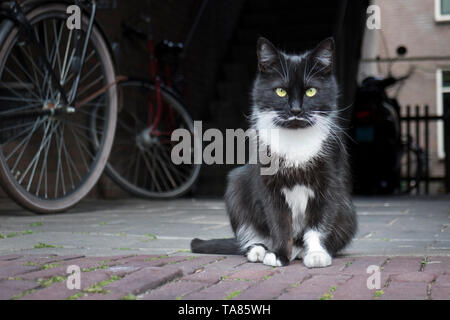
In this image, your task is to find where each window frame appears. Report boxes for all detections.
[437,68,450,159]
[435,0,450,22]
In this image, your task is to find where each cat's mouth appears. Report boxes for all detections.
[277,116,316,129]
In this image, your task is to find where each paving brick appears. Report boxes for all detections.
[140,280,208,300]
[0,279,40,300]
[0,261,40,279]
[20,256,125,281]
[332,275,376,300]
[0,254,23,261]
[379,281,428,300]
[235,271,310,300]
[423,256,450,275]
[430,274,450,300]
[21,271,111,300]
[182,256,246,283]
[277,274,352,300]
[167,256,227,276]
[103,266,183,296]
[182,278,253,300]
[381,256,424,273]
[341,256,389,274]
[391,272,436,283]
[229,268,275,281]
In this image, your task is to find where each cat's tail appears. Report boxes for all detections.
[190,238,243,255]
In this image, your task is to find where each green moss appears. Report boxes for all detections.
[38,275,66,287]
[319,286,337,300]
[13,289,36,300]
[264,275,273,280]
[6,232,19,238]
[22,230,33,235]
[320,293,333,300]
[81,264,109,272]
[374,290,384,298]
[34,243,62,249]
[82,275,121,295]
[121,293,137,300]
[67,292,85,300]
[41,263,61,270]
[145,255,169,262]
[0,233,4,239]
[145,233,157,240]
[30,222,43,227]
[224,290,242,300]
[24,261,39,267]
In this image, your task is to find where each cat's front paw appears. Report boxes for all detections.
[246,245,266,263]
[303,250,332,268]
[262,252,289,267]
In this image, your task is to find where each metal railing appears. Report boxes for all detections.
[400,105,449,194]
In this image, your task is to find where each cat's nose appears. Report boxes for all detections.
[290,108,303,116]
[290,105,303,116]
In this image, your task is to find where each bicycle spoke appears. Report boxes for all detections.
[18,119,59,185]
[10,118,46,172]
[140,150,162,192]
[3,67,41,101]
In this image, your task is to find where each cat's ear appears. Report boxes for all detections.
[309,37,335,74]
[257,37,279,72]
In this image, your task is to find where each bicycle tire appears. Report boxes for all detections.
[91,79,201,198]
[0,3,117,213]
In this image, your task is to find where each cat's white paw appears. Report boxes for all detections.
[247,245,266,263]
[262,252,282,267]
[303,250,332,268]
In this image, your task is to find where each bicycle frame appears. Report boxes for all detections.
[0,0,97,116]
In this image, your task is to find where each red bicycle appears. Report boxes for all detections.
[90,4,208,198]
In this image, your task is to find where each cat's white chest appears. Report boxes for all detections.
[255,111,330,167]
[281,184,315,237]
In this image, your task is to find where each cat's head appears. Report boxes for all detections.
[251,37,338,130]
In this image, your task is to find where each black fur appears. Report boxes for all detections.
[190,37,357,267]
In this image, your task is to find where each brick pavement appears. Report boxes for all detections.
[0,253,448,300]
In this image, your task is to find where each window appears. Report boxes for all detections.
[435,0,450,22]
[437,69,450,159]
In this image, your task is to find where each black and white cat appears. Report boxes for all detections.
[191,37,357,268]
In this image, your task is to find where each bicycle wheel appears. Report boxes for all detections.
[91,79,201,198]
[0,4,117,213]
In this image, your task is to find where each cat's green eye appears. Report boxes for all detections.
[305,88,317,97]
[275,88,287,97]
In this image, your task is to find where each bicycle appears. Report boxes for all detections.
[91,3,208,199]
[0,0,118,213]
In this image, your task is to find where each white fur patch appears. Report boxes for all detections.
[262,252,282,267]
[236,225,272,252]
[302,229,332,268]
[246,245,266,263]
[255,111,329,167]
[282,184,314,238]
[291,245,303,261]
